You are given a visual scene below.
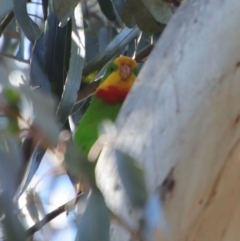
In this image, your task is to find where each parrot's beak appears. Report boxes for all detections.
[120,64,131,79]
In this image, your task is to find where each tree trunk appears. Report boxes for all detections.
[96,0,240,240]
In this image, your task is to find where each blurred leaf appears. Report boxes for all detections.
[44,3,71,99]
[12,0,41,43]
[0,137,26,241]
[75,188,110,241]
[121,0,135,28]
[115,149,148,207]
[17,146,46,197]
[42,0,49,20]
[141,0,172,25]
[112,0,125,16]
[52,0,80,27]
[0,199,27,241]
[64,141,95,182]
[0,137,23,199]
[85,34,99,64]
[17,85,60,196]
[30,34,51,94]
[20,85,60,146]
[0,0,13,22]
[3,88,21,106]
[122,0,166,33]
[82,0,108,35]
[143,192,169,240]
[56,3,85,124]
[83,26,140,77]
[75,192,88,216]
[25,190,40,223]
[8,118,20,133]
[97,0,115,21]
[0,87,20,134]
[98,26,118,52]
[15,30,26,61]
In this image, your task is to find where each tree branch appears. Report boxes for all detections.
[27,194,79,236]
[27,193,142,238]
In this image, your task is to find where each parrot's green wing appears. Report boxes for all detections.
[74,97,121,155]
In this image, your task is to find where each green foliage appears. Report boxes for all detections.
[0,0,174,240]
[3,88,21,106]
[52,0,80,27]
[122,0,166,33]
[75,188,110,241]
[97,0,116,21]
[0,137,27,241]
[12,0,41,43]
[115,149,148,207]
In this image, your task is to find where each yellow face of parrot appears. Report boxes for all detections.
[96,56,138,104]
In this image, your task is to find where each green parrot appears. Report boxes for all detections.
[74,56,138,156]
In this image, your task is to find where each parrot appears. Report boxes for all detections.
[74,56,138,156]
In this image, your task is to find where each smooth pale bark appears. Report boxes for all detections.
[96,0,240,240]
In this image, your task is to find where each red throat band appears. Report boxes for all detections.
[96,86,129,104]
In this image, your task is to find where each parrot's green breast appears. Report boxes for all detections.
[74,97,122,155]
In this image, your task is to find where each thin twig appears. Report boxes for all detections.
[27,203,66,236]
[0,52,30,64]
[134,44,154,62]
[27,193,81,236]
[27,191,142,241]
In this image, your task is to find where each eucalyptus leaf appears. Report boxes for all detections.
[42,0,48,20]
[56,3,85,124]
[121,0,135,28]
[25,190,40,223]
[64,141,95,182]
[30,34,51,94]
[140,0,172,25]
[17,146,45,197]
[12,0,41,43]
[85,34,99,64]
[20,85,60,147]
[0,137,26,241]
[112,0,125,16]
[122,0,165,33]
[52,0,80,27]
[115,149,148,207]
[75,192,88,215]
[98,26,118,52]
[0,0,13,21]
[97,0,115,21]
[0,137,23,199]
[75,188,110,241]
[44,2,71,99]
[143,192,169,240]
[0,204,26,241]
[83,26,140,77]
[17,84,60,196]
